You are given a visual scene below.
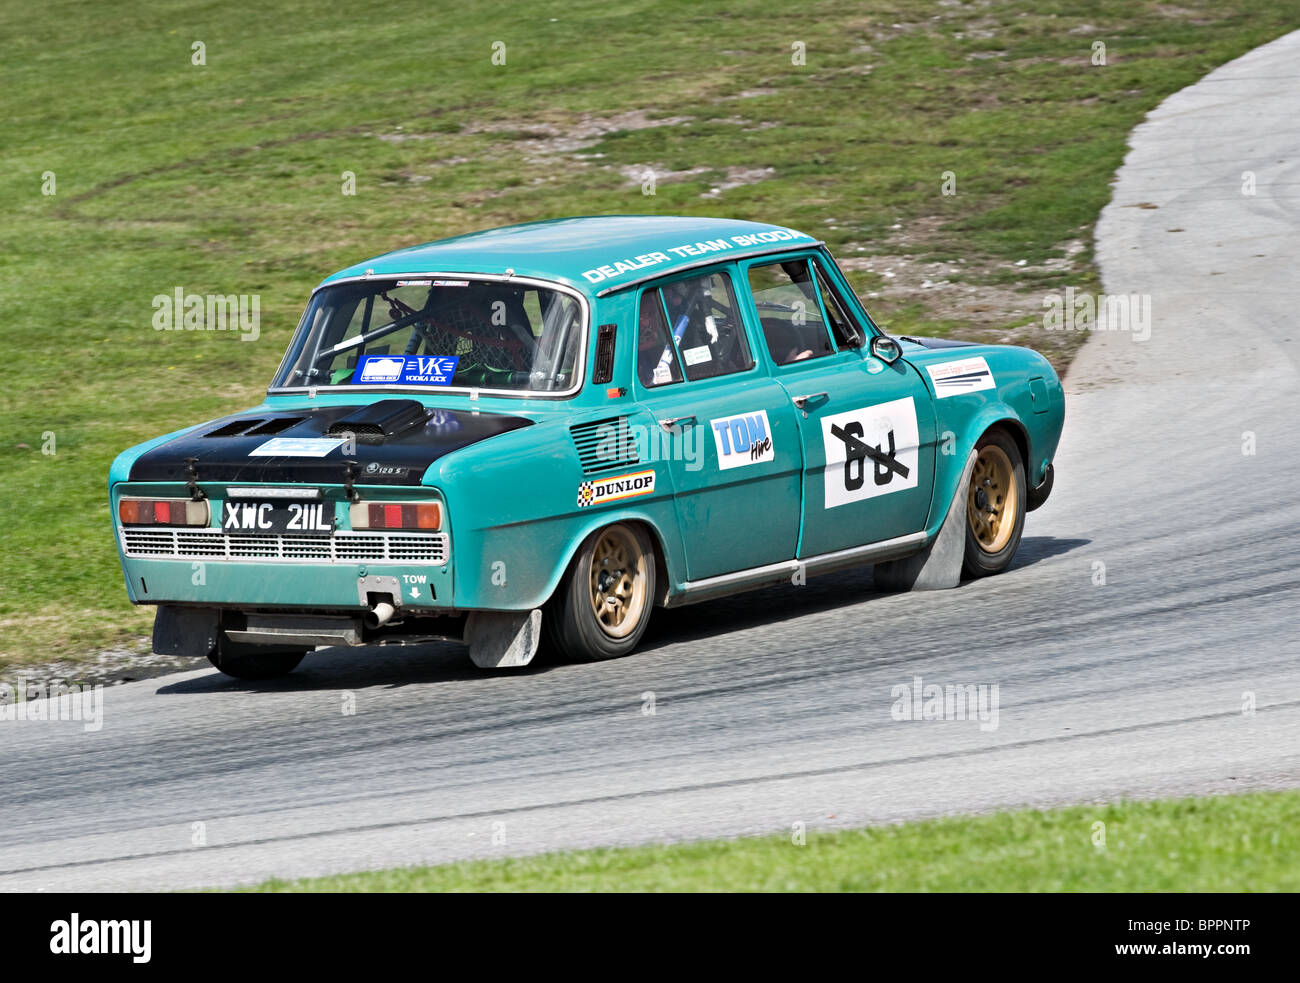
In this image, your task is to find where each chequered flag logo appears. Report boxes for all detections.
[577,481,594,508]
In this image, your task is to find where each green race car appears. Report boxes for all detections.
[110,215,1063,678]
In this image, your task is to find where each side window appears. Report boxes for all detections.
[658,272,753,381]
[812,261,865,349]
[747,259,835,365]
[637,290,683,388]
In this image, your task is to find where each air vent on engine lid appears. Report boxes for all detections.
[326,399,429,443]
[247,417,304,436]
[204,417,304,438]
[205,419,265,438]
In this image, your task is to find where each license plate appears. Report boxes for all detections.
[221,500,335,534]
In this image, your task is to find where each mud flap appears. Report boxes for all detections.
[1027,463,1054,512]
[873,449,977,591]
[153,605,220,658]
[464,609,542,669]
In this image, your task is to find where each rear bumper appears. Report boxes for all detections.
[152,604,466,658]
[119,553,451,609]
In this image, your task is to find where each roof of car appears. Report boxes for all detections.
[319,215,822,296]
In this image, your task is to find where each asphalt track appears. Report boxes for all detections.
[3,32,1299,891]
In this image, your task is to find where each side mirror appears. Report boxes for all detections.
[870,335,902,364]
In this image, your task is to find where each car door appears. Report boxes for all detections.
[738,252,938,560]
[633,270,802,581]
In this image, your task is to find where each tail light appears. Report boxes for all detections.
[349,501,441,531]
[118,497,210,526]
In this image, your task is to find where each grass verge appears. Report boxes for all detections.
[244,790,1300,892]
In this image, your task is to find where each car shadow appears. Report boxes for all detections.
[635,570,879,655]
[155,535,1090,692]
[154,641,490,695]
[1008,535,1091,570]
[638,535,1090,654]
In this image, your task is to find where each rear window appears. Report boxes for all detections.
[273,278,585,394]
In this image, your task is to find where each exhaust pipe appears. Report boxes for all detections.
[364,599,396,630]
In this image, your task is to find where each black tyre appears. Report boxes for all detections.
[545,523,655,661]
[962,428,1026,578]
[207,639,306,680]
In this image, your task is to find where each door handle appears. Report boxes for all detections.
[792,392,828,409]
[658,415,697,430]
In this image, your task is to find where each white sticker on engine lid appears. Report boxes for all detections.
[248,437,347,457]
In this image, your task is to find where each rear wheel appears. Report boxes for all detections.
[962,429,1026,578]
[207,639,306,680]
[545,523,655,661]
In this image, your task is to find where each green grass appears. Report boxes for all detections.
[245,790,1300,892]
[2,0,1297,669]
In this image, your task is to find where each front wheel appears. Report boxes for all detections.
[207,640,306,680]
[545,523,655,661]
[962,429,1026,578]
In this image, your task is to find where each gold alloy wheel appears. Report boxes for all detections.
[588,525,649,639]
[967,444,1019,553]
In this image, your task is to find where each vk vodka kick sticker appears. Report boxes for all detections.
[352,355,460,386]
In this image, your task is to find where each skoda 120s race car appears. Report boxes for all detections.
[110,216,1064,678]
